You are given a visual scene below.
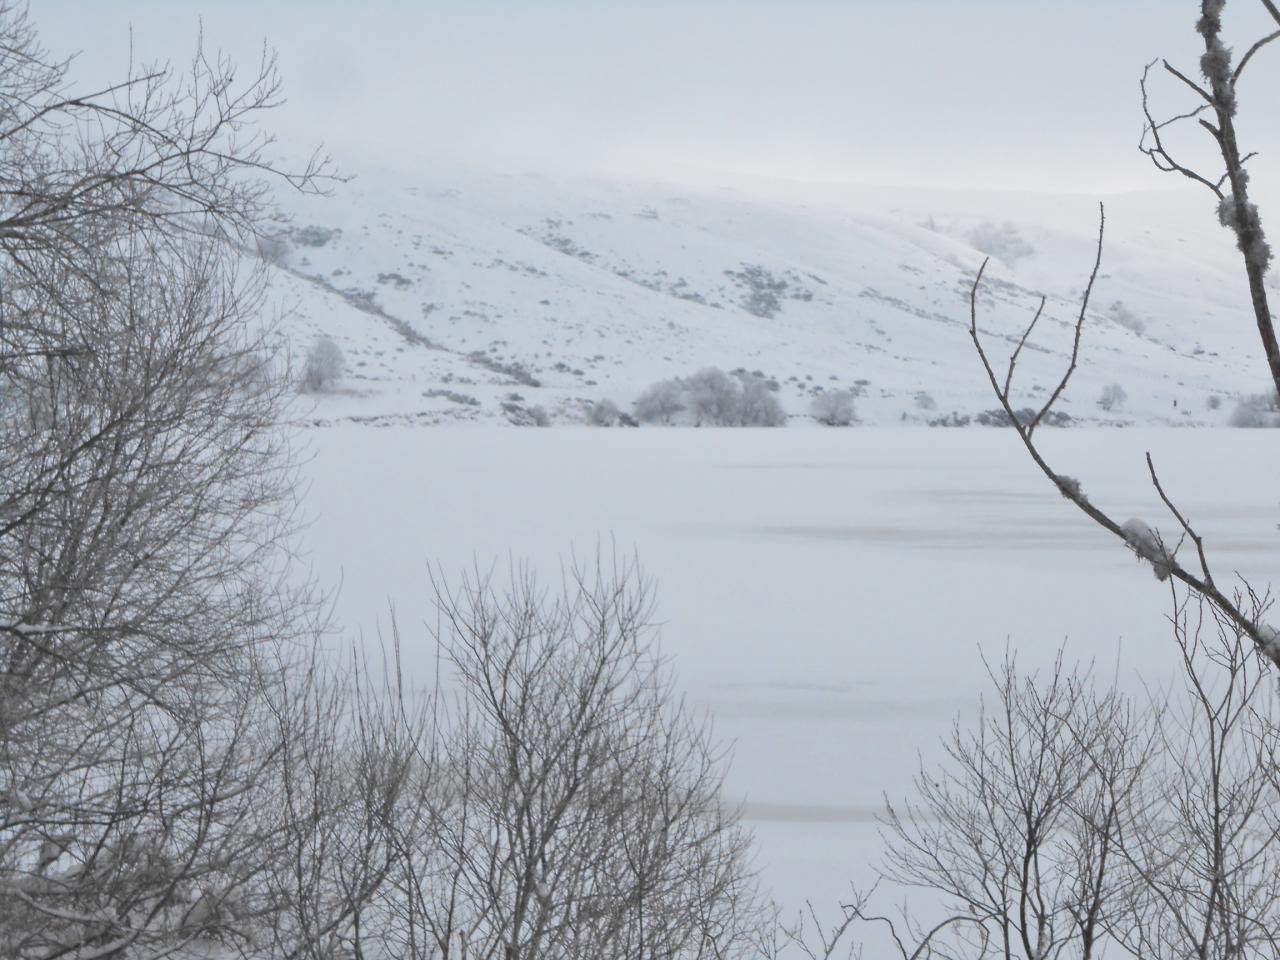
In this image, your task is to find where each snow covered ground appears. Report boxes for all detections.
[269,158,1280,927]
[298,424,1280,917]
[269,161,1279,429]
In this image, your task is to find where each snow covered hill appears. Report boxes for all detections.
[263,161,1275,428]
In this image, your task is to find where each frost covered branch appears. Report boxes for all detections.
[969,205,1280,666]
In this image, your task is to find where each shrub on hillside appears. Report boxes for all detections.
[738,373,787,426]
[1098,382,1128,412]
[588,398,623,426]
[1229,393,1280,428]
[686,367,742,425]
[633,368,786,427]
[811,389,857,426]
[302,335,345,393]
[633,377,686,424]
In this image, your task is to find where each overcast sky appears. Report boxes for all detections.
[36,1,1280,194]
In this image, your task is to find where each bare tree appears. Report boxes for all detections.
[633,368,785,427]
[255,643,434,960]
[878,653,1153,960]
[374,558,769,960]
[587,397,623,426]
[1108,596,1280,960]
[634,377,686,424]
[0,8,425,959]
[302,335,346,393]
[688,368,746,427]
[1097,383,1127,412]
[805,617,1280,959]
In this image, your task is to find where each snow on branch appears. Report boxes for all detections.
[1120,519,1173,581]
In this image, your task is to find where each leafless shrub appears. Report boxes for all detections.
[928,411,972,427]
[1098,382,1128,412]
[686,367,744,426]
[1110,596,1280,960]
[879,651,1153,960]
[634,368,785,427]
[811,389,857,426]
[0,8,420,958]
[737,372,788,426]
[633,377,686,424]
[302,335,346,393]
[808,599,1280,959]
[372,559,769,960]
[500,400,550,426]
[257,645,433,960]
[588,397,623,426]
[1229,392,1280,427]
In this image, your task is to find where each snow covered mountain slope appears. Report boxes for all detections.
[265,162,1275,427]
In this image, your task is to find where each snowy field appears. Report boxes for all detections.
[300,424,1280,916]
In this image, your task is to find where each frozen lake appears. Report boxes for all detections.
[301,426,1280,914]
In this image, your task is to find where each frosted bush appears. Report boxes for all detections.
[737,373,787,426]
[1229,393,1280,428]
[633,368,785,427]
[686,367,741,426]
[301,336,345,393]
[633,378,685,424]
[1097,383,1128,412]
[811,389,856,426]
[587,398,622,426]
